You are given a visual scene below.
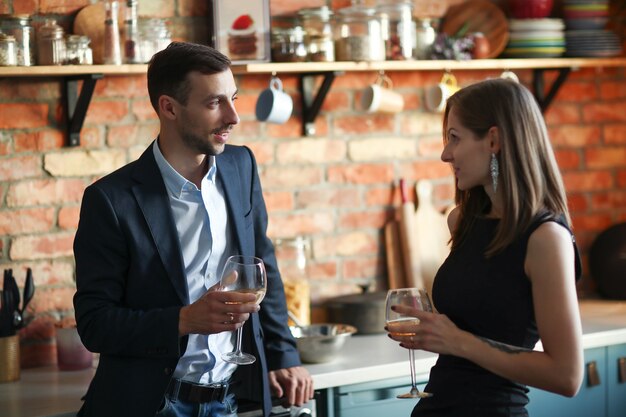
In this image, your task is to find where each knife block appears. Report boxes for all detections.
[0,334,20,382]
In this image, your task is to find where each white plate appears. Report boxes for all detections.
[509,18,565,32]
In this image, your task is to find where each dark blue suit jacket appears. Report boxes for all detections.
[73,143,301,417]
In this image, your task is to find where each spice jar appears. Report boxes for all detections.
[138,18,171,62]
[413,18,435,60]
[377,0,414,60]
[271,26,307,62]
[0,33,17,66]
[334,2,385,62]
[0,14,35,66]
[103,0,122,65]
[65,34,93,65]
[37,19,66,65]
[274,236,312,326]
[298,6,334,62]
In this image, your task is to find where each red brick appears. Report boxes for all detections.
[333,72,375,89]
[267,212,335,237]
[9,233,75,260]
[178,0,208,16]
[585,147,626,169]
[28,286,76,315]
[563,171,613,192]
[599,81,626,100]
[618,170,626,188]
[7,179,86,207]
[94,76,146,98]
[321,91,350,112]
[590,191,626,211]
[17,80,60,101]
[334,113,396,135]
[1,261,75,286]
[603,124,626,145]
[85,100,129,124]
[245,141,274,165]
[544,103,581,125]
[237,74,275,91]
[313,231,378,258]
[307,260,338,282]
[39,0,89,13]
[554,149,581,170]
[78,126,106,148]
[549,125,601,147]
[0,155,42,181]
[583,101,626,123]
[556,81,597,102]
[0,208,55,234]
[265,191,294,212]
[261,166,323,188]
[343,257,384,280]
[328,163,394,185]
[339,209,388,230]
[296,188,361,209]
[567,193,588,213]
[365,186,396,207]
[58,205,81,230]
[132,99,158,121]
[571,213,614,233]
[400,160,452,180]
[265,118,303,138]
[0,135,10,155]
[0,103,48,129]
[14,130,64,153]
[0,2,10,13]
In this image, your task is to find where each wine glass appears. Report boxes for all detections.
[220,255,267,365]
[385,287,433,399]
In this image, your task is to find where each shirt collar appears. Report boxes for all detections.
[152,139,217,198]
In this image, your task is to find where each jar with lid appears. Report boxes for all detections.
[65,34,93,65]
[334,1,385,62]
[138,18,171,63]
[298,6,334,62]
[0,33,17,66]
[0,14,35,66]
[271,26,307,62]
[413,18,435,60]
[376,0,414,60]
[274,236,311,326]
[37,19,66,65]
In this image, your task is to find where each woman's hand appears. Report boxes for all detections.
[385,305,468,356]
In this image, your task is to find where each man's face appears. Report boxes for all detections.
[174,70,240,155]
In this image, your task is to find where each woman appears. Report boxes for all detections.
[387,78,583,416]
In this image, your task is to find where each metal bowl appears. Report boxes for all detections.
[290,323,357,364]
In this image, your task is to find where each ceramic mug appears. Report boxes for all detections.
[425,73,461,113]
[255,76,293,124]
[361,74,404,113]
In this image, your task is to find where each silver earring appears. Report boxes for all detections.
[490,153,499,193]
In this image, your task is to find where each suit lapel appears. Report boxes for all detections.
[217,151,247,256]
[131,146,189,304]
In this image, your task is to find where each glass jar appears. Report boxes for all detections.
[138,18,171,63]
[274,236,311,326]
[103,1,122,65]
[271,26,307,62]
[37,19,65,65]
[413,18,435,60]
[0,14,35,66]
[0,33,17,66]
[377,0,414,60]
[334,2,385,62]
[298,6,334,62]
[65,34,93,65]
[124,0,141,64]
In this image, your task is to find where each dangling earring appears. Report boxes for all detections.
[490,153,499,193]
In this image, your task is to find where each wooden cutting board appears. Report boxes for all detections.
[384,216,405,290]
[73,3,125,64]
[413,180,452,296]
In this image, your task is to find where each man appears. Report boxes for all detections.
[73,42,313,417]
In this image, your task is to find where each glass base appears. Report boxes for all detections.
[397,391,433,399]
[222,351,256,365]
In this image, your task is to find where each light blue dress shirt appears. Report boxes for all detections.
[153,140,236,384]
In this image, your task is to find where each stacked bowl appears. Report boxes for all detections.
[563,0,609,30]
[503,18,566,58]
[562,0,621,57]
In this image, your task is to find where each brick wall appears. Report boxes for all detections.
[1,0,626,367]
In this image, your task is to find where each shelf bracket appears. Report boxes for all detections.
[532,68,571,113]
[63,73,103,146]
[299,71,340,136]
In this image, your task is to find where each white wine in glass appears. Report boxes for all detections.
[220,255,267,365]
[385,287,433,399]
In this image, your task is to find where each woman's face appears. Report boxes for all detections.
[441,107,493,191]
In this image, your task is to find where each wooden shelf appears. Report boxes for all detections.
[1,57,626,77]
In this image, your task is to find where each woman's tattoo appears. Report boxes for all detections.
[478,336,533,354]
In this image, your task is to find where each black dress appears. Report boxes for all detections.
[412,213,580,417]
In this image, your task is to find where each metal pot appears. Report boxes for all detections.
[324,291,386,334]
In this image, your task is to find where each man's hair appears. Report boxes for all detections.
[147,42,231,113]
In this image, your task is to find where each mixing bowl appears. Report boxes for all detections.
[290,323,357,364]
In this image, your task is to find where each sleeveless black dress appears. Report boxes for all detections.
[412,213,580,417]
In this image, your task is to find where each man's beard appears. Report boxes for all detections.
[180,125,232,155]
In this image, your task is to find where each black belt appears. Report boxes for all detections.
[166,378,229,403]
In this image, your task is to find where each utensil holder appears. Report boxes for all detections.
[0,334,20,383]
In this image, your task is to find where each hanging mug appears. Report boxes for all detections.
[425,73,461,113]
[361,74,405,114]
[255,76,293,124]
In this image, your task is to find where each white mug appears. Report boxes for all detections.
[361,75,404,114]
[425,73,461,113]
[255,77,293,124]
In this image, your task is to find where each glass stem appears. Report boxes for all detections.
[408,349,417,388]
[235,327,244,354]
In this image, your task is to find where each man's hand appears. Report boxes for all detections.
[178,285,259,336]
[268,366,314,407]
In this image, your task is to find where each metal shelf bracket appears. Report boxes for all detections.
[299,71,341,136]
[64,73,103,146]
[532,68,571,113]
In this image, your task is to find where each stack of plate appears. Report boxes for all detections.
[565,30,622,57]
[563,0,609,30]
[503,18,565,58]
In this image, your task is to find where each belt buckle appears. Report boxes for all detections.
[211,382,228,403]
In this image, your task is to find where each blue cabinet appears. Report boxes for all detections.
[608,344,626,417]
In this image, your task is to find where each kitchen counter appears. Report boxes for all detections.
[2,299,626,417]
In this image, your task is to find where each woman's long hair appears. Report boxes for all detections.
[443,78,571,256]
